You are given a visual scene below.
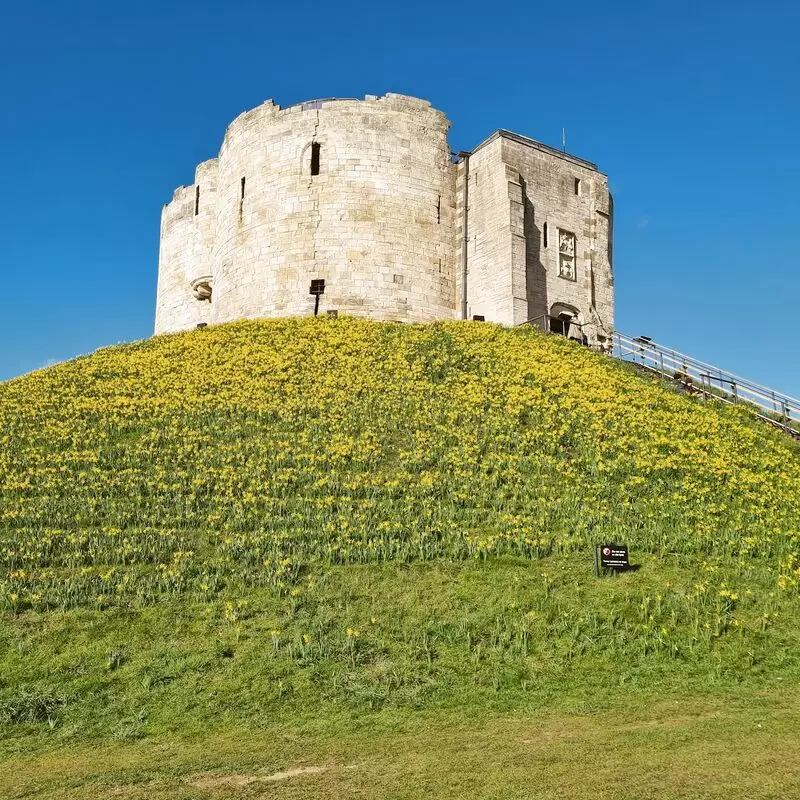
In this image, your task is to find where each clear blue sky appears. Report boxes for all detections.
[1,0,798,396]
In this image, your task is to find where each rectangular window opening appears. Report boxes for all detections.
[240,177,246,199]
[574,178,581,196]
[543,221,548,248]
[310,142,321,176]
[194,185,200,216]
[436,195,441,224]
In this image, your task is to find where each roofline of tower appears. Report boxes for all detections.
[467,129,604,174]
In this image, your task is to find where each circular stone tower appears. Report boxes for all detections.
[155,94,458,333]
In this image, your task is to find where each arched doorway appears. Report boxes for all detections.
[549,303,584,342]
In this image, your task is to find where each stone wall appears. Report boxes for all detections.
[460,138,527,326]
[457,131,614,342]
[155,94,458,334]
[155,94,614,343]
[500,133,615,343]
[154,159,218,333]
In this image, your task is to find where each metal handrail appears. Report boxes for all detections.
[516,317,799,437]
[521,314,588,332]
[613,331,799,436]
[616,333,797,399]
[615,333,800,407]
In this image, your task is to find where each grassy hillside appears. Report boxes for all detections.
[1,317,799,798]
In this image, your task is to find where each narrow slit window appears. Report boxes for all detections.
[194,185,200,216]
[240,177,246,199]
[239,177,245,223]
[310,142,321,176]
[543,221,548,248]
[436,195,441,223]
[574,178,581,196]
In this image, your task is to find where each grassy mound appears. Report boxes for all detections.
[1,318,800,795]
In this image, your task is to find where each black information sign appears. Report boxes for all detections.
[595,543,630,574]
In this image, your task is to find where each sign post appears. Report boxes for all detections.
[595,543,630,575]
[310,279,325,316]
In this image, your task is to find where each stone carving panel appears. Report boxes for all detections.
[558,230,576,281]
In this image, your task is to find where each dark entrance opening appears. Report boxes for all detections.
[549,312,573,337]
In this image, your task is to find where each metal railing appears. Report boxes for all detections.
[612,332,800,438]
[524,313,590,341]
[516,318,800,438]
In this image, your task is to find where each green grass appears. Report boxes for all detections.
[1,318,799,797]
[2,554,792,740]
[4,692,800,798]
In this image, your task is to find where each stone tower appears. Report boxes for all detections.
[155,93,614,346]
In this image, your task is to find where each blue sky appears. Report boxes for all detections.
[1,0,798,396]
